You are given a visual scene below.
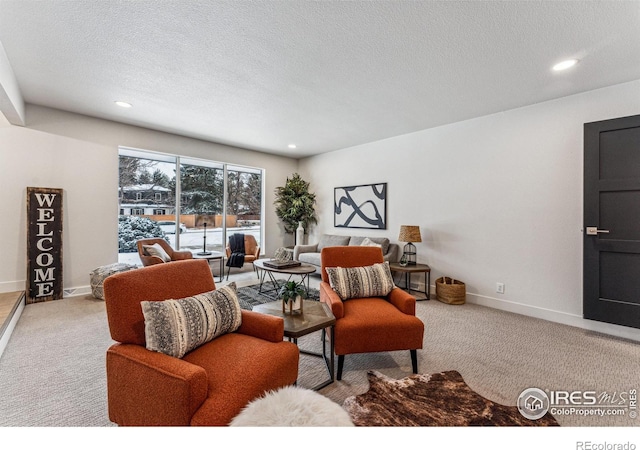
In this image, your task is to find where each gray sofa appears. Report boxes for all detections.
[293,234,399,271]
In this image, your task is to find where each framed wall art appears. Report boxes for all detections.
[334,182,387,229]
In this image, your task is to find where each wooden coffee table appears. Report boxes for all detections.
[253,259,317,299]
[253,300,335,391]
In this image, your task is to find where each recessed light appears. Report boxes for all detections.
[552,59,579,72]
[115,101,132,108]
[288,144,297,149]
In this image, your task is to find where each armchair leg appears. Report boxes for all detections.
[337,355,345,381]
[410,349,418,374]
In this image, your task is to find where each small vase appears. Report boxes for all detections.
[296,221,304,246]
[400,254,408,267]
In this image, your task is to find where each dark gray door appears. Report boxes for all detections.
[584,114,640,329]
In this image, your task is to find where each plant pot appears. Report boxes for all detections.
[282,295,304,315]
[435,277,466,305]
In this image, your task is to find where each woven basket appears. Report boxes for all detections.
[435,277,466,305]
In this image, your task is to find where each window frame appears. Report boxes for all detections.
[118,147,264,258]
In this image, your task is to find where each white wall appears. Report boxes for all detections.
[1,105,298,294]
[299,79,640,341]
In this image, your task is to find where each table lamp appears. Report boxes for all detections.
[398,225,421,265]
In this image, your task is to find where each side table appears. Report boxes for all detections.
[389,262,431,300]
[192,251,225,283]
[252,300,335,391]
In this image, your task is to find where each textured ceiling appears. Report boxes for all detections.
[0,1,639,157]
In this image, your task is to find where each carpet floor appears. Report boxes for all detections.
[1,278,639,428]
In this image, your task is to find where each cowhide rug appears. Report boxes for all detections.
[343,370,559,426]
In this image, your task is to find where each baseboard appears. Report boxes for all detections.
[0,280,25,294]
[416,282,640,343]
[466,292,640,342]
[1,281,92,298]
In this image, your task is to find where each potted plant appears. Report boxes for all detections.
[278,280,306,314]
[274,173,317,245]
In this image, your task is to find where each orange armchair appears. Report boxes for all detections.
[136,238,193,267]
[103,259,299,426]
[225,234,260,279]
[320,246,424,380]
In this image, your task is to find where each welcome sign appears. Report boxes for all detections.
[26,187,63,303]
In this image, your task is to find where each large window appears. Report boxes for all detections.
[225,165,262,253]
[118,148,263,264]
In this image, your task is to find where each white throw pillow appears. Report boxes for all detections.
[143,243,171,262]
[361,237,382,248]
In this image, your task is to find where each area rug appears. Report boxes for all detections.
[236,281,320,310]
[343,370,559,426]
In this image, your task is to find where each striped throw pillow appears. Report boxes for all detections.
[141,282,242,358]
[326,262,395,300]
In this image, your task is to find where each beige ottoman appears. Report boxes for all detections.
[90,263,137,300]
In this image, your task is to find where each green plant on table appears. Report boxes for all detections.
[278,280,306,304]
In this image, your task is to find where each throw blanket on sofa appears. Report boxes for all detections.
[226,233,245,268]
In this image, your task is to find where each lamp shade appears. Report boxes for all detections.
[398,225,422,243]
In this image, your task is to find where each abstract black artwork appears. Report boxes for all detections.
[334,183,387,229]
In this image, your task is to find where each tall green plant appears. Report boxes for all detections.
[274,173,317,234]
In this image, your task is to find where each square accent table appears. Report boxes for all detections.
[389,262,431,300]
[252,300,335,391]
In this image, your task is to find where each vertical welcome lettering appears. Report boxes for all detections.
[26,187,63,303]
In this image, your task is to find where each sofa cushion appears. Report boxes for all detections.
[348,236,390,255]
[333,297,424,355]
[141,282,242,358]
[298,252,322,268]
[325,262,395,300]
[142,243,171,262]
[317,234,351,251]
